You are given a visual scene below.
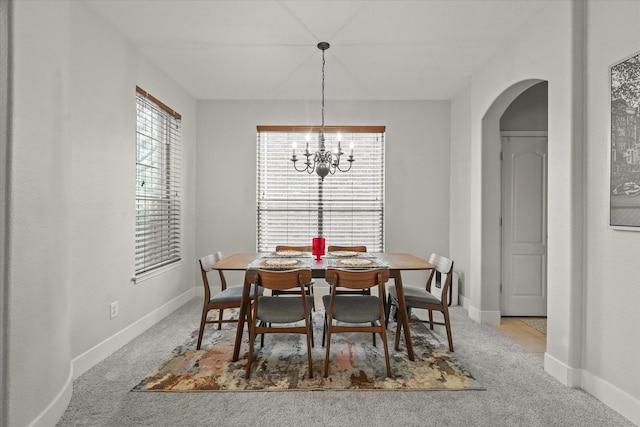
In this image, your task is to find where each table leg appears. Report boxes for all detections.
[391,270,415,361]
[232,271,253,362]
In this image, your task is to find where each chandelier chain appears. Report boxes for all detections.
[321,48,325,129]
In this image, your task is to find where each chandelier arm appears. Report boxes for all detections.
[335,161,354,173]
[292,159,311,173]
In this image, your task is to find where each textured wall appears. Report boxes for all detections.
[583,0,640,421]
[9,1,197,425]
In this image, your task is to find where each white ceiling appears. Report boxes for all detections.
[85,0,550,101]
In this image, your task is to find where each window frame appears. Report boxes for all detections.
[256,125,385,253]
[134,86,182,279]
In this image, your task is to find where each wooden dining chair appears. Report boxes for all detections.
[197,252,263,350]
[327,246,371,295]
[323,268,392,378]
[246,268,315,379]
[275,245,313,252]
[327,245,367,253]
[272,245,315,311]
[322,245,372,346]
[385,253,455,352]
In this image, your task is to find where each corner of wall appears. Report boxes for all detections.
[29,365,73,427]
[467,303,501,325]
[545,353,640,425]
[544,351,582,387]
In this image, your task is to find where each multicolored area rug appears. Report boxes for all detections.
[132,310,482,392]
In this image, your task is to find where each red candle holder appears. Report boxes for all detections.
[312,237,325,261]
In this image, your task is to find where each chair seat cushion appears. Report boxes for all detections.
[257,295,314,323]
[322,295,381,323]
[211,284,262,304]
[387,284,442,308]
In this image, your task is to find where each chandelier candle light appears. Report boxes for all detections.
[291,42,354,180]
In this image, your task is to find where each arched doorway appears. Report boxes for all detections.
[500,82,548,316]
[479,79,548,323]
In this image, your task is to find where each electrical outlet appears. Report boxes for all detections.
[110,301,119,319]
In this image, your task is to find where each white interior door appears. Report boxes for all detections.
[501,135,548,316]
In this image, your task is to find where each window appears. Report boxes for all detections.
[257,126,385,252]
[135,86,182,276]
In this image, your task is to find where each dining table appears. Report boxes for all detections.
[213,252,434,362]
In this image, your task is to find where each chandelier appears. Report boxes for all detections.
[291,42,354,180]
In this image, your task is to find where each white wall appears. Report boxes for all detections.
[459,0,580,349]
[500,82,548,131]
[450,86,472,301]
[8,2,197,425]
[196,100,451,285]
[451,1,639,424]
[583,0,640,420]
[0,0,8,421]
[67,1,197,362]
[10,2,73,425]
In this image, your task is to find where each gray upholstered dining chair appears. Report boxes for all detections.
[323,268,392,378]
[245,268,315,379]
[385,253,455,352]
[197,252,263,350]
[271,245,315,311]
[326,245,368,298]
[322,245,370,346]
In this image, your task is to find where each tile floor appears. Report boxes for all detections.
[492,317,547,359]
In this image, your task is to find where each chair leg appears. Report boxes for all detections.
[323,318,333,377]
[322,312,327,347]
[442,307,454,352]
[428,309,434,330]
[309,284,315,311]
[305,321,314,379]
[217,309,224,330]
[197,305,209,350]
[371,323,377,347]
[384,299,391,329]
[260,321,266,348]
[394,314,402,350]
[309,314,315,348]
[245,318,257,379]
[379,322,392,378]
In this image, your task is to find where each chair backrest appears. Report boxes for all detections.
[327,245,367,253]
[199,252,228,292]
[275,245,312,252]
[199,253,216,272]
[429,253,453,275]
[199,254,214,300]
[427,253,454,305]
[325,268,389,291]
[253,269,313,292]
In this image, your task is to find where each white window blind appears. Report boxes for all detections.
[257,126,385,253]
[135,87,182,276]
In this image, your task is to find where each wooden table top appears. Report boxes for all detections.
[213,252,433,271]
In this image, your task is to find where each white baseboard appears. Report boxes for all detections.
[467,304,501,325]
[71,288,194,379]
[29,365,73,427]
[460,294,470,310]
[545,353,640,425]
[581,369,640,426]
[544,352,581,387]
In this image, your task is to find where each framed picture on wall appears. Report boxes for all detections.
[610,51,640,229]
